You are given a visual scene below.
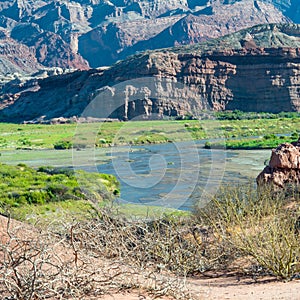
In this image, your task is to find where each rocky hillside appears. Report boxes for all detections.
[1,23,300,123]
[0,0,298,75]
[0,31,42,75]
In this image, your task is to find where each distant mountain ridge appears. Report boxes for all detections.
[0,0,298,76]
[1,23,300,122]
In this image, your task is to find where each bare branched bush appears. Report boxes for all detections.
[4,182,298,300]
[195,184,300,280]
[70,210,224,276]
[0,214,203,300]
[0,217,65,299]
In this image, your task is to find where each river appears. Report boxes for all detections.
[0,141,271,211]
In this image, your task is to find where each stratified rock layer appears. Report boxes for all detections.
[1,24,300,123]
[0,0,296,73]
[1,46,300,122]
[257,141,300,188]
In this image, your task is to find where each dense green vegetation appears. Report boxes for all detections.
[0,163,119,222]
[0,112,300,150]
[205,132,299,150]
[214,110,300,121]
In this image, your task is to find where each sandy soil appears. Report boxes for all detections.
[1,215,299,300]
[188,276,300,300]
[101,276,300,300]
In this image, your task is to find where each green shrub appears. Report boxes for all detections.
[37,166,74,177]
[98,138,107,144]
[291,132,299,140]
[23,190,49,205]
[53,140,72,150]
[263,134,276,140]
[204,142,211,149]
[18,138,32,146]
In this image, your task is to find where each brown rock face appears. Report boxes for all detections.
[0,33,42,75]
[269,143,300,169]
[100,46,300,114]
[1,45,300,123]
[10,23,89,70]
[1,23,300,122]
[257,142,300,188]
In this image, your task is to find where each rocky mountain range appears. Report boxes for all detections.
[1,23,300,123]
[0,0,299,77]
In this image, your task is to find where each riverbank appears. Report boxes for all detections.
[0,143,270,211]
[204,134,297,150]
[0,116,299,150]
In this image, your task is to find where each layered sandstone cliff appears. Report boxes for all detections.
[1,41,300,122]
[0,23,300,122]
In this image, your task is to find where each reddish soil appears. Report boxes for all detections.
[1,215,299,300]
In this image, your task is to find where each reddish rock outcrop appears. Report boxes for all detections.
[1,43,300,123]
[0,0,295,72]
[257,141,300,188]
[0,33,42,75]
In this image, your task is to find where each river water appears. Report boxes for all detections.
[0,142,270,211]
[76,141,270,210]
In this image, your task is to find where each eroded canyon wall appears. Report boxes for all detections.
[1,46,300,122]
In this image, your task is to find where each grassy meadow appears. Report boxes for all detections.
[0,163,120,223]
[0,113,299,150]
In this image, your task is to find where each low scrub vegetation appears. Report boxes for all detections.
[53,139,73,149]
[195,184,300,279]
[1,184,300,299]
[214,110,300,121]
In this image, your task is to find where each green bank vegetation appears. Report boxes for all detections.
[0,163,119,222]
[0,163,184,223]
[0,111,299,150]
[205,132,299,150]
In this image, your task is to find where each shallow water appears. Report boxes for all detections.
[79,141,270,210]
[0,142,270,211]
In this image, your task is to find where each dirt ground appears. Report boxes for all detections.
[101,276,300,300]
[1,216,299,300]
[189,276,300,300]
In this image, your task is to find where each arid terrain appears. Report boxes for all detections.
[1,0,298,74]
[1,214,299,300]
